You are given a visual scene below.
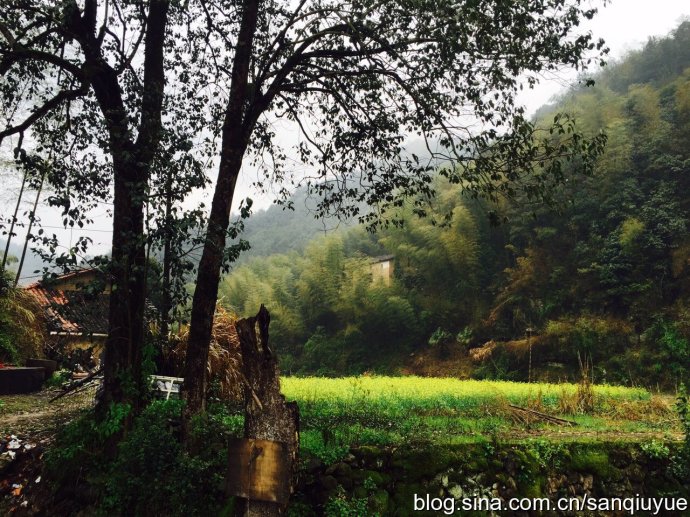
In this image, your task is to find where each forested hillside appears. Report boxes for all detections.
[220,22,690,389]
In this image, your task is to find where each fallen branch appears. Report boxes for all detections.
[49,367,102,402]
[508,404,578,427]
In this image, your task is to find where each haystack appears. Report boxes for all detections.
[166,307,244,401]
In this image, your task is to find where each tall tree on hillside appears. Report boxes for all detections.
[182,0,608,413]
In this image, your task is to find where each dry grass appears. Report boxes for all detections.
[0,282,47,364]
[166,307,244,401]
[469,340,497,363]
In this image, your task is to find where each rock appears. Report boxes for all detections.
[325,461,352,479]
[354,445,382,464]
[357,470,385,487]
[320,475,338,492]
[302,455,324,473]
[339,476,353,491]
[369,489,390,514]
[609,449,633,468]
[627,464,645,483]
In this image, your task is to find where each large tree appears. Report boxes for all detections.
[0,0,607,417]
[181,0,608,412]
[0,0,184,412]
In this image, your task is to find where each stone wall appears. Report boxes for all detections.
[292,442,689,516]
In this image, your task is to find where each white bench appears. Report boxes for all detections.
[150,375,184,400]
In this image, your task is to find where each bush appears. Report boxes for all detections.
[674,385,690,480]
[543,316,632,381]
[428,327,453,359]
[0,272,45,364]
[46,400,229,516]
[45,403,131,489]
[103,400,227,516]
[45,370,72,388]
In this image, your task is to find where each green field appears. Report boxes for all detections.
[229,377,681,462]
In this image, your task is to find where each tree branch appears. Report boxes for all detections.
[0,47,84,78]
[134,0,170,163]
[0,86,87,146]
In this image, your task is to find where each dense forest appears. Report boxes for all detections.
[220,22,690,389]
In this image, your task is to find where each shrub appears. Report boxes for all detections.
[674,385,690,480]
[324,487,374,517]
[428,327,454,359]
[0,272,46,364]
[44,402,131,489]
[103,400,227,516]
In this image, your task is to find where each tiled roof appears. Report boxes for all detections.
[24,268,102,289]
[370,254,395,263]
[25,286,109,335]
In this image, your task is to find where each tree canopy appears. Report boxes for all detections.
[1,0,607,414]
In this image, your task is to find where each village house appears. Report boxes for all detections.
[23,268,110,361]
[370,254,395,286]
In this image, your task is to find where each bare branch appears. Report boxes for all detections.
[0,21,16,45]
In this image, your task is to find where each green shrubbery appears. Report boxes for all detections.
[0,270,45,364]
[46,400,229,516]
[674,385,690,480]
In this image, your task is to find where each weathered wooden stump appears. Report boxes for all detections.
[227,305,299,517]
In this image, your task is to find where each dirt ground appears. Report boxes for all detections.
[0,387,96,514]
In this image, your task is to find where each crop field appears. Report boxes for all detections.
[260,377,681,460]
[282,376,650,413]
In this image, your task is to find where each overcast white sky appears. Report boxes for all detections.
[2,0,690,280]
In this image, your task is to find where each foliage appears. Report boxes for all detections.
[675,385,690,479]
[44,370,72,388]
[44,402,132,488]
[428,327,454,359]
[324,487,372,517]
[640,440,670,460]
[0,270,45,364]
[45,400,228,516]
[216,29,690,385]
[102,400,226,516]
[1,0,609,413]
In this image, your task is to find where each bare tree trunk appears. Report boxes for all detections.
[100,158,148,415]
[183,0,260,414]
[234,306,299,517]
[1,169,27,272]
[160,167,173,344]
[14,169,44,286]
[94,0,169,417]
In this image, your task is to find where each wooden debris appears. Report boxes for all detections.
[508,404,578,427]
[49,367,102,402]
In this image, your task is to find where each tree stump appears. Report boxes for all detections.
[230,305,299,517]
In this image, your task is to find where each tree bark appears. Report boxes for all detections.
[184,0,260,414]
[100,158,149,413]
[91,0,170,415]
[234,306,299,517]
[160,167,173,345]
